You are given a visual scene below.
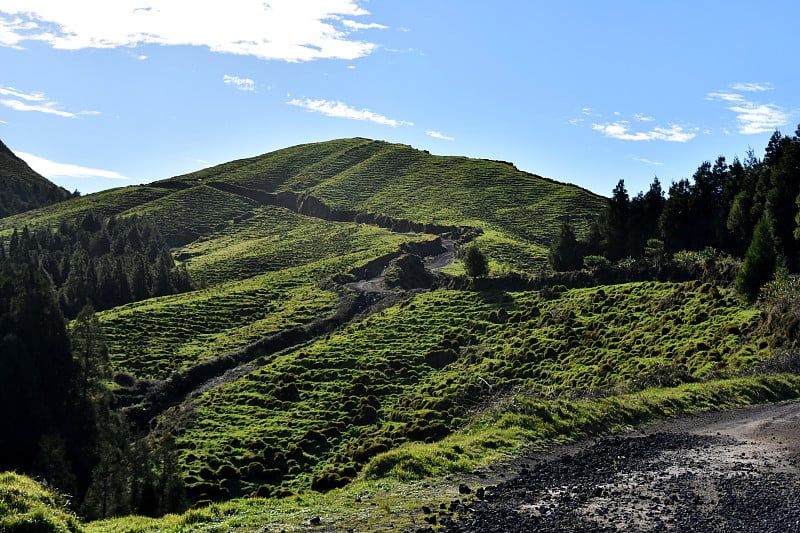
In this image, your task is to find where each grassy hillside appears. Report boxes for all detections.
[6,137,797,532]
[148,137,605,269]
[168,281,769,502]
[0,139,73,218]
[0,472,83,533]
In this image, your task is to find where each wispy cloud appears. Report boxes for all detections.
[426,130,454,141]
[287,97,413,127]
[592,121,697,142]
[707,91,745,103]
[0,1,386,62]
[707,83,789,134]
[0,98,75,117]
[0,86,46,101]
[17,152,129,180]
[632,113,655,122]
[730,82,772,92]
[223,75,255,92]
[342,20,388,30]
[0,86,96,118]
[629,155,664,166]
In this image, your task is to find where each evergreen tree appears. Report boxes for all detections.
[603,179,630,260]
[736,215,778,302]
[0,261,72,473]
[627,177,665,256]
[151,434,187,515]
[70,305,110,402]
[660,179,693,252]
[549,221,584,271]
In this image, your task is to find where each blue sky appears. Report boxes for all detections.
[0,1,798,197]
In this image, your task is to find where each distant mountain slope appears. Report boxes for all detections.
[0,138,605,272]
[0,140,73,218]
[160,138,606,246]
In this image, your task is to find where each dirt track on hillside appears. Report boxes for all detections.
[442,401,800,532]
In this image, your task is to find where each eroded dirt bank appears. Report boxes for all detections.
[443,401,800,533]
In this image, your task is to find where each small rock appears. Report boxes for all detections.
[459,483,472,494]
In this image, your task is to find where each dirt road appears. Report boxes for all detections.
[444,401,800,532]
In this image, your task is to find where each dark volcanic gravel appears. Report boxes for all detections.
[441,401,800,532]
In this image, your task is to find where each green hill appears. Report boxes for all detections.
[4,137,799,532]
[0,140,73,218]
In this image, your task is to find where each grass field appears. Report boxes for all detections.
[166,280,770,502]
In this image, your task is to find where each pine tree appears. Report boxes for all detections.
[549,221,583,271]
[70,305,110,402]
[736,215,777,302]
[603,179,630,261]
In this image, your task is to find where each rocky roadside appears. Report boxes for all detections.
[433,401,800,533]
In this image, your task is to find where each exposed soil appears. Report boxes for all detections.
[440,401,800,533]
[347,238,455,294]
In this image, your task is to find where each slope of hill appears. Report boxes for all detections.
[0,140,73,218]
[5,137,799,532]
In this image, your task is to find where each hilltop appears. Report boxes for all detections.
[0,140,73,218]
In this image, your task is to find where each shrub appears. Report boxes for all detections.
[463,245,489,278]
[583,255,611,270]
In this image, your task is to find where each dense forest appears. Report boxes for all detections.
[550,127,800,301]
[0,212,193,518]
[3,212,193,318]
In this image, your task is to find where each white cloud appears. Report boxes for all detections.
[592,121,696,142]
[629,155,664,166]
[707,83,790,134]
[0,1,385,62]
[223,75,255,91]
[287,97,413,127]
[731,82,772,92]
[426,130,454,141]
[1,98,75,117]
[632,113,655,122]
[0,85,97,118]
[706,91,745,103]
[17,152,129,180]
[342,20,387,30]
[728,103,789,135]
[0,86,46,101]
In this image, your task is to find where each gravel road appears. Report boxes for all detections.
[441,401,800,532]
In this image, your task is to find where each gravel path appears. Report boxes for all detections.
[441,401,800,532]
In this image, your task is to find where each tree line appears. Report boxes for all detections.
[0,212,192,519]
[550,127,800,301]
[2,211,193,318]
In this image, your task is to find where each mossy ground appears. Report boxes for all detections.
[170,281,771,503]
